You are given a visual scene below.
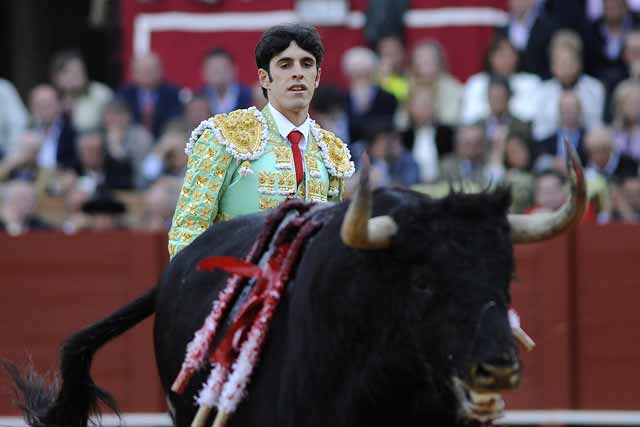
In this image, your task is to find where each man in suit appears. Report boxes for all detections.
[198,48,252,115]
[585,126,639,181]
[342,46,398,144]
[497,0,556,78]
[480,76,531,147]
[29,84,78,172]
[118,52,183,138]
[535,90,589,169]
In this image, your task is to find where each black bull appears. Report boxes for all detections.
[5,146,585,427]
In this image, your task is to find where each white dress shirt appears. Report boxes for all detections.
[268,103,311,152]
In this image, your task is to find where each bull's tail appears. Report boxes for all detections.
[3,286,157,427]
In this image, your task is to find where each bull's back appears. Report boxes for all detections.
[153,213,268,425]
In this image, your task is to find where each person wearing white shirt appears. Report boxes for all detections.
[461,35,541,124]
[532,31,605,141]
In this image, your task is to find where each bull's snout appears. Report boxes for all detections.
[469,358,521,391]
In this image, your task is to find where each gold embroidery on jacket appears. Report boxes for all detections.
[277,170,296,194]
[274,146,293,168]
[258,171,277,193]
[259,197,281,210]
[213,110,264,156]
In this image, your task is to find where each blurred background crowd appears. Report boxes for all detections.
[2,0,640,236]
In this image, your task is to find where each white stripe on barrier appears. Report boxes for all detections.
[133,8,508,55]
[3,411,640,426]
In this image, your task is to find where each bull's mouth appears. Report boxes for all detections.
[452,377,505,424]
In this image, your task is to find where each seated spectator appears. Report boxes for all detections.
[50,49,114,132]
[409,40,462,126]
[533,30,605,140]
[0,179,50,235]
[60,177,92,234]
[27,84,78,172]
[584,0,640,105]
[376,34,409,103]
[385,129,420,187]
[400,87,454,183]
[183,95,212,132]
[310,84,349,143]
[141,176,180,232]
[118,52,183,138]
[503,132,535,213]
[527,170,567,213]
[461,35,541,123]
[611,30,640,91]
[342,46,397,144]
[198,48,252,115]
[607,175,640,222]
[102,99,153,189]
[585,126,639,181]
[535,91,589,171]
[611,80,640,161]
[141,128,188,183]
[365,125,392,190]
[77,129,134,192]
[360,125,419,189]
[481,76,531,148]
[167,95,213,136]
[80,187,128,230]
[0,78,28,158]
[0,131,43,182]
[496,0,556,78]
[439,124,498,186]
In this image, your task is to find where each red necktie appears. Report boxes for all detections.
[288,130,304,185]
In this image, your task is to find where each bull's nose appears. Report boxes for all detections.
[469,361,521,390]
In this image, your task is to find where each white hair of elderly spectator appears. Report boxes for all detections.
[341,46,379,78]
[550,29,583,56]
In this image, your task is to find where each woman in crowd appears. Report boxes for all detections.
[461,35,541,124]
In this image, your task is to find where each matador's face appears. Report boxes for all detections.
[259,41,321,118]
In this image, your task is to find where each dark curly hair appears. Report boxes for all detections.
[255,23,324,99]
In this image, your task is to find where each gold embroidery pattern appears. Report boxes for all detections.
[306,155,320,177]
[328,176,340,196]
[201,159,214,173]
[214,166,226,179]
[219,152,232,165]
[169,129,235,259]
[259,197,281,211]
[308,179,327,201]
[213,110,264,156]
[258,171,277,193]
[274,146,293,168]
[277,170,296,194]
[315,129,354,177]
[195,175,209,188]
[206,147,218,159]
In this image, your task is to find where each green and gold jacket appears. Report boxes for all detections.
[168,106,355,258]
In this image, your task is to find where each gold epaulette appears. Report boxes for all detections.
[311,125,355,178]
[185,107,269,161]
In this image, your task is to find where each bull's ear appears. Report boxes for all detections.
[340,154,397,250]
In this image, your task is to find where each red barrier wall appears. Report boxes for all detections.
[0,232,169,415]
[574,225,640,409]
[0,226,638,415]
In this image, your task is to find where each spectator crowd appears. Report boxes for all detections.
[2,0,640,236]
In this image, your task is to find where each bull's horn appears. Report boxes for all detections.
[508,138,587,243]
[340,154,398,249]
